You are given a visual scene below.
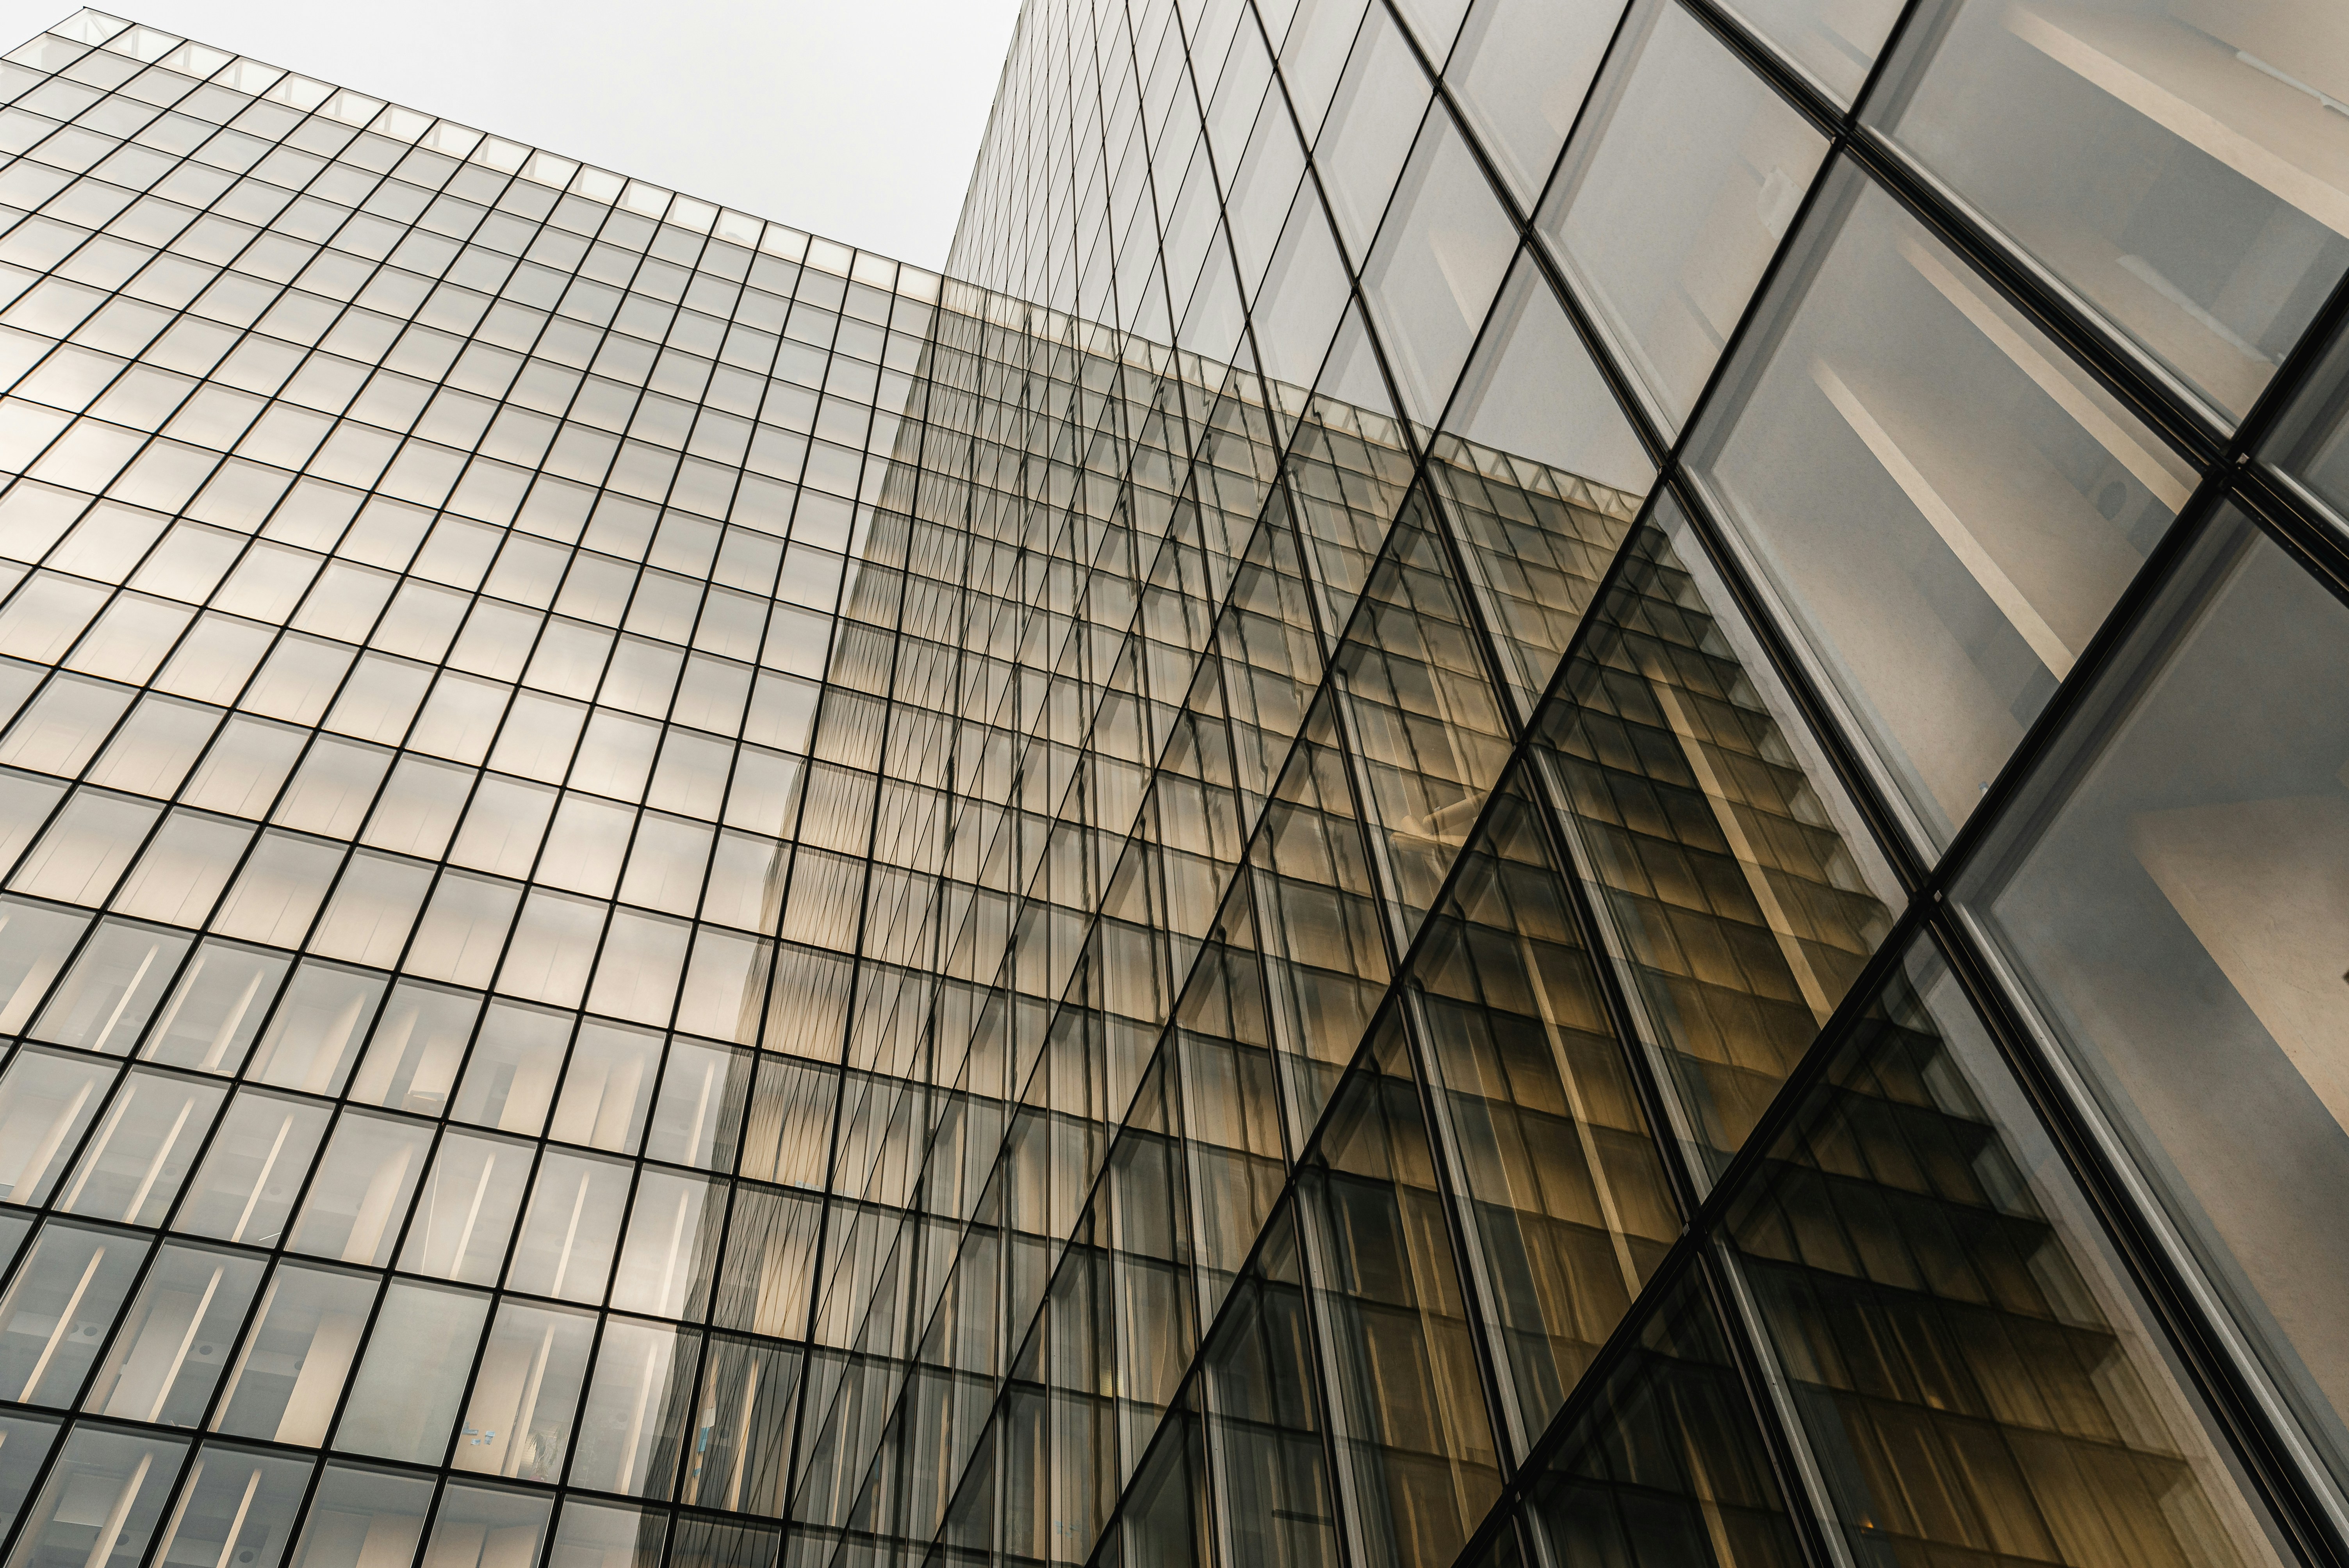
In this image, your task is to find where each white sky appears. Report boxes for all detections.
[0,0,1028,269]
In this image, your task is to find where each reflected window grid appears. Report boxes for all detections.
[0,4,2344,1568]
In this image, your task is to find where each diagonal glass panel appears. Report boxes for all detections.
[1445,0,1629,211]
[1100,1397,1212,1568]
[1360,105,1521,426]
[1719,0,1902,104]
[1689,164,2198,853]
[1538,0,1830,435]
[1535,510,1902,1186]
[1251,691,1391,1145]
[1130,650,1247,1001]
[1442,249,1656,500]
[1874,0,2349,424]
[1406,764,1681,1443]
[1174,873,1287,1319]
[678,1332,803,1516]
[1428,433,1641,722]
[1110,1046,1202,1488]
[978,1201,1116,1567]
[1517,1264,1807,1568]
[1316,3,1437,263]
[1192,371,1284,611]
[1723,932,2290,1568]
[1959,506,2349,1500]
[7,1424,191,1568]
[1249,183,1356,402]
[1213,497,1326,828]
[1299,1016,1503,1568]
[1334,486,1516,941]
[1284,333,1417,644]
[1197,1200,1346,1568]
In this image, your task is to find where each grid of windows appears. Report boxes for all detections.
[939,0,2349,1566]
[5,3,2349,1568]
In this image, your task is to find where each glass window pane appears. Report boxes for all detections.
[1518,1267,1803,1568]
[547,1019,659,1154]
[1301,1020,1500,1568]
[140,939,293,1077]
[1333,493,1515,938]
[175,1088,333,1247]
[285,1463,433,1568]
[0,1411,65,1536]
[572,1315,700,1498]
[608,1169,721,1320]
[1110,1067,1197,1466]
[244,960,384,1097]
[1249,186,1356,394]
[3,1424,189,1568]
[1691,164,2197,850]
[664,1514,776,1568]
[710,1184,822,1340]
[1250,695,1390,1142]
[450,999,571,1137]
[397,1129,530,1285]
[154,1444,315,1568]
[30,919,193,1055]
[1404,768,1679,1443]
[418,1481,551,1568]
[1723,932,2289,1567]
[213,1262,377,1448]
[286,1110,430,1267]
[1535,509,1904,1181]
[59,1067,225,1227]
[0,1046,116,1207]
[0,896,88,1036]
[505,1148,629,1304]
[0,1219,150,1407]
[1361,108,1520,424]
[643,1035,752,1171]
[1446,0,1627,209]
[677,1333,802,1514]
[1540,0,1830,433]
[348,980,482,1118]
[1960,508,2349,1497]
[1315,7,1433,261]
[1877,0,2349,422]
[1195,1203,1342,1568]
[1172,892,1285,1313]
[1394,0,1470,59]
[1723,0,1902,103]
[545,1500,664,1568]
[1440,250,1654,505]
[333,1278,488,1463]
[456,1301,594,1482]
[84,1240,265,1425]
[1098,1413,1210,1568]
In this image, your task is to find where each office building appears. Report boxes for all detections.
[4,3,2349,1568]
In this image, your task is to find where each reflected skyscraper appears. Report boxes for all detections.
[2,4,2349,1568]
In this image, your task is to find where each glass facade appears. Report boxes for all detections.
[2,0,2349,1566]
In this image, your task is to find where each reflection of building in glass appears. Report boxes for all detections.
[4,3,2349,1568]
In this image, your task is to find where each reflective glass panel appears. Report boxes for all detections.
[1541,0,1830,432]
[1693,164,2197,849]
[1878,0,2349,421]
[1725,933,2287,1568]
[1962,506,2349,1495]
[1519,1266,1804,1568]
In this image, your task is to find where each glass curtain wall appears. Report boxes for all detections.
[6,4,2349,1568]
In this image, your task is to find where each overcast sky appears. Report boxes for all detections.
[1,0,1027,269]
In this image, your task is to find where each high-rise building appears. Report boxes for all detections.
[2,2,2349,1568]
